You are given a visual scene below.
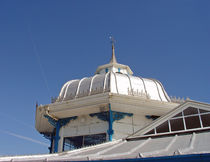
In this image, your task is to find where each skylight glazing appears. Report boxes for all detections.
[145,107,210,136]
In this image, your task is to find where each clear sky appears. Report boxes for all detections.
[0,0,210,155]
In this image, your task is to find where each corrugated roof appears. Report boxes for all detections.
[1,130,210,161]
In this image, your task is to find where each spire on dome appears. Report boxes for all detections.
[109,36,117,63]
[95,37,133,75]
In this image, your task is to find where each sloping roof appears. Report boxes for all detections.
[1,131,210,161]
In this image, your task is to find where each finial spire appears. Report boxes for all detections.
[95,36,133,75]
[109,36,117,63]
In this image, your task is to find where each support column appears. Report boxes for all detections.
[44,115,77,153]
[54,121,61,153]
[108,103,114,141]
[89,108,133,142]
[48,134,54,153]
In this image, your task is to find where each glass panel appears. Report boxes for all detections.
[201,114,210,127]
[63,133,106,151]
[183,107,198,116]
[170,118,184,131]
[145,129,155,135]
[84,133,106,147]
[156,121,169,133]
[172,112,182,118]
[199,109,210,114]
[142,107,210,137]
[185,116,201,129]
[63,136,83,151]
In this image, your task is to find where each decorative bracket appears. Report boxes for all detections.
[44,115,77,128]
[90,109,133,142]
[89,112,108,121]
[89,111,133,122]
[44,115,77,153]
[145,115,159,120]
[59,116,77,127]
[44,115,57,127]
[112,111,133,121]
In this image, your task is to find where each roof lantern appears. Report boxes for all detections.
[95,37,133,75]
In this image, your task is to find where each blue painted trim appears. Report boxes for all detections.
[145,115,159,120]
[44,116,78,128]
[89,111,133,122]
[89,109,133,142]
[44,115,77,153]
[49,134,53,153]
[108,103,113,141]
[77,153,210,162]
[59,116,78,127]
[54,121,60,153]
[44,115,57,127]
[90,112,108,121]
[112,111,133,121]
[105,68,108,73]
[42,134,54,153]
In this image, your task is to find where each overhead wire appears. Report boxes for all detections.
[27,25,51,98]
[0,129,48,146]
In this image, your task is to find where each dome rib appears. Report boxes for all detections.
[139,77,149,99]
[75,77,87,98]
[59,80,74,100]
[58,83,67,99]
[153,79,171,102]
[63,80,77,101]
[125,74,134,96]
[89,75,97,95]
[150,79,163,101]
[112,72,119,94]
[103,72,110,93]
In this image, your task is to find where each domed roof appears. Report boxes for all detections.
[57,43,171,102]
[57,72,170,102]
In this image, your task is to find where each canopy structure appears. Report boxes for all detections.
[31,41,210,161]
[2,101,210,161]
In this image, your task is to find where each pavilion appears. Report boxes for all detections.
[1,42,210,161]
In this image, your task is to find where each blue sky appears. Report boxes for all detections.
[0,0,210,155]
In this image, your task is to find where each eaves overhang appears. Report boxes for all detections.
[36,93,178,134]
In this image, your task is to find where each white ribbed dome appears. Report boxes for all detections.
[57,46,170,102]
[57,71,170,102]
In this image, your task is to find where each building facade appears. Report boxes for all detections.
[1,43,210,162]
[35,43,178,153]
